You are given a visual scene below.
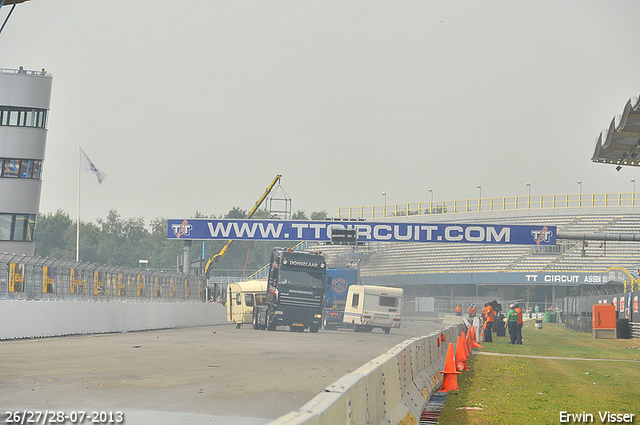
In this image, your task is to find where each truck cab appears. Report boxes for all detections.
[342,285,403,334]
[226,279,267,328]
[253,248,326,333]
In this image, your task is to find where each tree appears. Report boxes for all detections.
[96,209,150,267]
[292,209,308,220]
[225,206,246,219]
[34,210,73,259]
[310,210,329,220]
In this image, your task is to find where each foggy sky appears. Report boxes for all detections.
[2,1,640,225]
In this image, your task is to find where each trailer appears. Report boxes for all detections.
[342,285,403,334]
[227,279,267,328]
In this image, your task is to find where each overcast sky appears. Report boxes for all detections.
[2,1,640,225]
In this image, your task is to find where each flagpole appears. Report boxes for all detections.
[76,143,81,262]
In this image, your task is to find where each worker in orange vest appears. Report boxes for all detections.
[515,302,523,344]
[484,302,495,342]
[455,304,462,316]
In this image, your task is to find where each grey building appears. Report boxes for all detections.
[0,67,52,255]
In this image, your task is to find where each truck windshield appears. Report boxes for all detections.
[278,269,323,289]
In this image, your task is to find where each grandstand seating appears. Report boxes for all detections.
[319,210,640,278]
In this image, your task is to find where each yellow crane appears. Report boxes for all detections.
[204,174,282,278]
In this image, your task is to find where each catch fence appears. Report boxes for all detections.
[0,253,205,303]
[563,290,640,338]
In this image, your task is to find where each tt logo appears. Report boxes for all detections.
[531,226,553,244]
[172,220,192,238]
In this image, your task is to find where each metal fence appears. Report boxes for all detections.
[338,192,640,219]
[563,290,639,321]
[0,253,206,302]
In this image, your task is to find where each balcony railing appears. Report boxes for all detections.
[339,192,640,219]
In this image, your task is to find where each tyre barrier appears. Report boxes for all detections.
[269,323,464,425]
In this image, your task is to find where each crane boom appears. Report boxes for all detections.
[204,174,282,278]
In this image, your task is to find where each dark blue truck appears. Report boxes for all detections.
[322,268,358,330]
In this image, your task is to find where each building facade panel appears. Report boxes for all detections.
[0,180,42,213]
[0,127,47,159]
[0,73,52,109]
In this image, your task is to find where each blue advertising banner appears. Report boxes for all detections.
[167,219,556,245]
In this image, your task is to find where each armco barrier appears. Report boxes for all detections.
[269,323,464,425]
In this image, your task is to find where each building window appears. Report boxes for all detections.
[0,106,47,129]
[0,158,43,180]
[0,213,36,241]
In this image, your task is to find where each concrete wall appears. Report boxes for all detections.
[270,323,464,425]
[0,300,227,340]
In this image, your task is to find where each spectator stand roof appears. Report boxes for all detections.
[592,95,640,170]
[1,1,30,7]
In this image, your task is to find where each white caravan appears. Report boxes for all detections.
[227,279,267,328]
[342,285,403,334]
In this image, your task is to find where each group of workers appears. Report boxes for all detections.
[455,301,524,344]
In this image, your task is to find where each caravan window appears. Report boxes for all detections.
[351,293,360,308]
[379,296,398,307]
[235,293,242,305]
[244,293,255,307]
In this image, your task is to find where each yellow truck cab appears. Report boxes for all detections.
[227,279,267,328]
[342,285,403,334]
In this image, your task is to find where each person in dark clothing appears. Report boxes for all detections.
[507,304,519,344]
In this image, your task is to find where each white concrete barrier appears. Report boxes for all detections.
[442,313,465,325]
[0,300,227,340]
[269,324,464,425]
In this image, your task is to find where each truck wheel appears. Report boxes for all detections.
[289,326,297,332]
[310,325,319,333]
[323,317,329,330]
[236,323,241,329]
[266,313,276,331]
[353,324,360,332]
[252,312,260,330]
[364,326,373,332]
[383,327,391,334]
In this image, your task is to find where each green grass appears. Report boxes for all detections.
[437,321,640,424]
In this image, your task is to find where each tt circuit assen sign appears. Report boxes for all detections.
[167,219,556,246]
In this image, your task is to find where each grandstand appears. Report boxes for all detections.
[316,197,640,313]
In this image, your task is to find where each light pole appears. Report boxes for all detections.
[577,180,582,206]
[527,182,531,197]
[429,188,433,212]
[527,182,531,208]
[632,179,636,205]
[382,192,386,217]
[477,185,482,211]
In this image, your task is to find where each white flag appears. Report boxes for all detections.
[80,148,107,184]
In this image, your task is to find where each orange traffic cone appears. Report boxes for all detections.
[469,326,484,349]
[465,330,472,354]
[438,342,460,392]
[455,335,469,371]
